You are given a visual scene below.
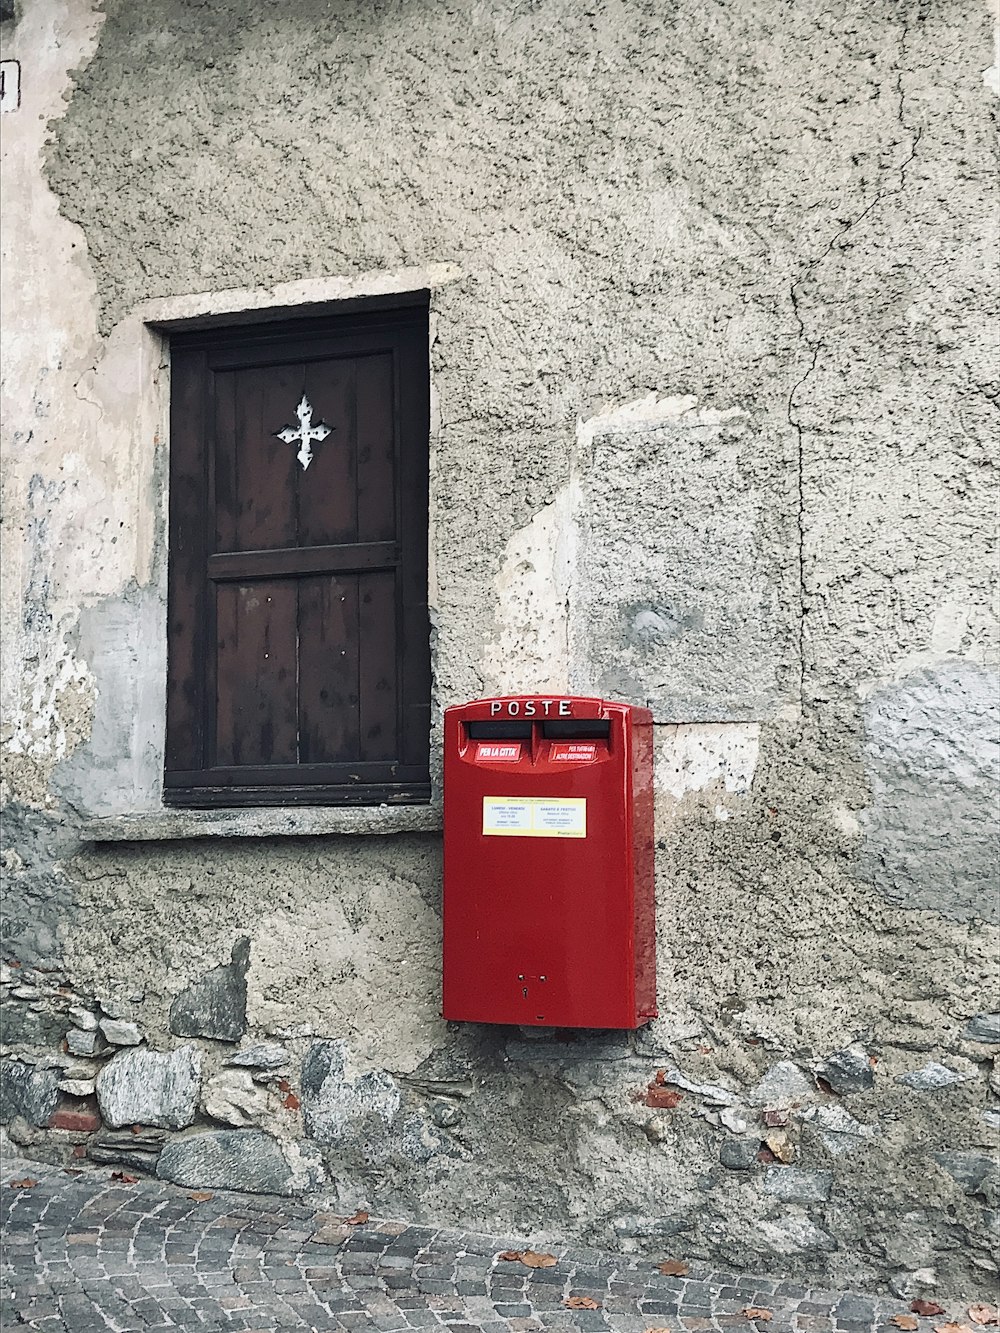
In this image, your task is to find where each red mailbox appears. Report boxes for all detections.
[442,695,656,1029]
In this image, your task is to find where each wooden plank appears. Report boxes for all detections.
[359,572,398,762]
[355,352,396,543]
[214,581,298,766]
[232,363,299,552]
[208,541,396,581]
[297,356,356,546]
[297,574,360,764]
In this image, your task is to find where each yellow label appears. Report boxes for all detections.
[482,796,586,838]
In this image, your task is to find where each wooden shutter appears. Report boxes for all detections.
[164,300,430,806]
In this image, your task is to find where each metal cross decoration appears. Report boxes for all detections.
[275,394,332,471]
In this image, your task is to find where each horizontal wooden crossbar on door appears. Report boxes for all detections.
[207,541,398,580]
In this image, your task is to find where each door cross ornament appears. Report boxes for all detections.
[275,395,332,471]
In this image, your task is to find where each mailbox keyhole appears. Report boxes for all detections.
[521,986,529,998]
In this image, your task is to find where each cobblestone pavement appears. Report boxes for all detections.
[0,1155,980,1333]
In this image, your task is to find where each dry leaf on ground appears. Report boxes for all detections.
[647,1328,672,1332]
[188,1191,214,1202]
[498,1250,522,1262]
[62,1169,83,1177]
[912,1302,947,1317]
[520,1249,558,1268]
[658,1260,689,1276]
[566,1296,601,1309]
[111,1172,139,1184]
[8,1178,38,1189]
[344,1210,369,1226]
[283,1093,301,1111]
[890,1316,919,1329]
[969,1308,1000,1327]
[742,1308,774,1322]
[932,1324,973,1333]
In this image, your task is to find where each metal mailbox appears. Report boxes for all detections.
[442,695,656,1029]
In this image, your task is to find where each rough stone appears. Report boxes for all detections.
[157,1129,299,1195]
[816,1044,874,1095]
[889,1267,939,1301]
[0,1005,69,1048]
[660,1067,740,1106]
[99,1018,142,1046]
[763,1167,833,1203]
[611,1213,691,1239]
[57,1078,96,1098]
[203,1068,272,1128]
[932,1152,998,1200]
[68,1006,98,1031]
[896,1062,975,1091]
[96,1046,201,1129]
[803,1105,877,1157]
[0,1060,60,1127]
[720,1138,760,1170]
[754,1216,837,1257]
[963,1013,1000,1045]
[88,1126,167,1175]
[301,1039,401,1144]
[168,938,250,1043]
[748,1062,816,1107]
[225,1043,289,1070]
[66,1028,106,1057]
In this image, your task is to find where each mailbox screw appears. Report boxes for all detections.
[540,975,547,981]
[517,974,524,980]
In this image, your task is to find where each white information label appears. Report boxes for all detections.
[0,62,21,114]
[482,796,586,838]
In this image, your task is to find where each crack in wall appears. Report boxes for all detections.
[786,17,923,711]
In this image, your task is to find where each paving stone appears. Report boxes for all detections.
[0,1152,921,1333]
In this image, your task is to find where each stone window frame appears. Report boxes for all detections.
[82,265,459,843]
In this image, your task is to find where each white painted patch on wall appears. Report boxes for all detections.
[481,482,577,695]
[576,392,749,443]
[655,723,761,800]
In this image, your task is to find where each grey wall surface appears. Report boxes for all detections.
[1,0,998,1296]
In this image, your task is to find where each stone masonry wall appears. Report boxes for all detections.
[1,0,998,1299]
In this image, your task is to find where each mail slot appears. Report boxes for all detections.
[442,695,656,1029]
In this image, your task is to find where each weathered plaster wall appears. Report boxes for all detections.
[1,0,998,1297]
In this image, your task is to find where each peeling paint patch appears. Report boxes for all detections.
[482,483,576,695]
[655,723,760,800]
[857,661,1000,923]
[570,397,796,721]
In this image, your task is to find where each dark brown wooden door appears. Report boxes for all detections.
[164,301,430,806]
